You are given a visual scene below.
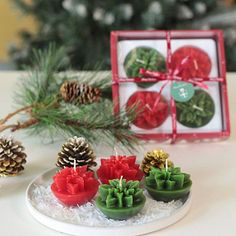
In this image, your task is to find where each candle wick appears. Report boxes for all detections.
[136,58,145,64]
[145,104,153,112]
[114,147,118,158]
[119,176,123,188]
[73,159,76,172]
[193,59,199,71]
[193,104,203,112]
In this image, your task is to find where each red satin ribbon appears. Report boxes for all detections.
[139,31,224,143]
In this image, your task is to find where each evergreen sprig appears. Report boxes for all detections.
[0,46,138,151]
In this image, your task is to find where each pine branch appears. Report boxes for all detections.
[0,45,139,151]
[14,44,68,107]
[0,118,38,133]
[29,100,138,151]
[0,105,32,125]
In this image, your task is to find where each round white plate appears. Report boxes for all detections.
[26,168,192,236]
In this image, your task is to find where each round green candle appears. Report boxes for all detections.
[176,89,215,128]
[145,167,192,202]
[124,46,166,88]
[95,178,146,220]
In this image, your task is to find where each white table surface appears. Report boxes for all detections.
[0,71,235,236]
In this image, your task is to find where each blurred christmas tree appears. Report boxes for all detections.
[9,0,236,71]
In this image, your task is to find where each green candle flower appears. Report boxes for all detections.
[176,89,215,128]
[145,167,192,202]
[124,46,166,88]
[96,178,146,220]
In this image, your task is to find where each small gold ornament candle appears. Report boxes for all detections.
[141,149,173,175]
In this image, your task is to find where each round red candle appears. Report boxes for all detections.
[97,155,144,184]
[51,165,99,206]
[171,46,212,79]
[126,91,169,129]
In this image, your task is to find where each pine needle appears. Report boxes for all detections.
[7,45,139,151]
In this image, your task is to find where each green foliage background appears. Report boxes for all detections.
[9,0,236,71]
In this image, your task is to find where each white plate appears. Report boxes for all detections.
[26,168,192,236]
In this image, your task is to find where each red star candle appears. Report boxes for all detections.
[97,155,144,184]
[51,165,99,206]
[126,91,169,129]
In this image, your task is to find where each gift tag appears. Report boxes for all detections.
[171,82,194,102]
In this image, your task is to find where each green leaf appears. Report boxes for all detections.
[183,173,191,184]
[134,189,143,200]
[172,167,181,174]
[146,176,156,187]
[166,180,176,190]
[99,185,110,201]
[115,192,124,208]
[186,113,193,122]
[171,174,185,189]
[127,181,139,189]
[124,196,133,208]
[126,188,135,196]
[156,179,165,190]
[109,179,119,188]
[106,195,117,208]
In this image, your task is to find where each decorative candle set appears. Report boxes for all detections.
[111,30,230,142]
[51,136,192,220]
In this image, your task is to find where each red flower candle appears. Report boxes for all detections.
[126,91,169,129]
[51,165,99,206]
[172,46,212,79]
[97,155,144,184]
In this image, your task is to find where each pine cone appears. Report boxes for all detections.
[60,81,101,105]
[141,149,173,175]
[56,136,97,169]
[0,137,27,176]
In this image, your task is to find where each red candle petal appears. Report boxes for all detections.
[83,171,94,178]
[114,169,123,179]
[56,167,71,177]
[125,169,138,179]
[67,176,85,194]
[84,178,97,190]
[126,156,136,166]
[75,165,87,176]
[54,177,67,192]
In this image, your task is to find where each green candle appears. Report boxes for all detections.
[145,167,192,202]
[176,89,215,128]
[123,46,166,88]
[96,178,146,220]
